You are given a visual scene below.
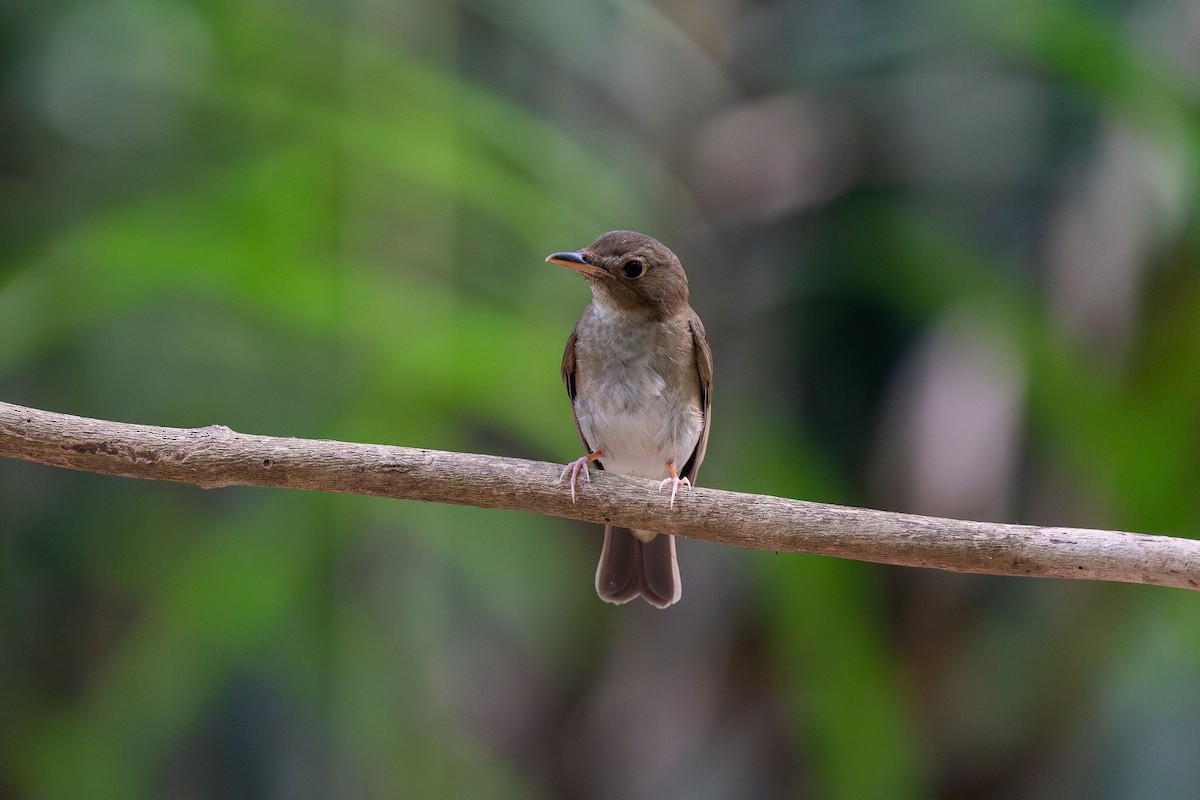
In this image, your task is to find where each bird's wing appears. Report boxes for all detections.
[680,308,712,484]
[561,325,600,462]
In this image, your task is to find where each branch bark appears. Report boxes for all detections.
[2,400,1197,591]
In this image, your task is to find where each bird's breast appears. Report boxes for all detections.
[572,314,703,480]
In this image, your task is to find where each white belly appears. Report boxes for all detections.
[575,379,704,481]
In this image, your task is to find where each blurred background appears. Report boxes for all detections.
[2,0,1199,797]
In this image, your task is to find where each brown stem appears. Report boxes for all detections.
[2,400,1197,591]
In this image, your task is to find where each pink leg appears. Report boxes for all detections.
[657,460,692,508]
[559,450,604,503]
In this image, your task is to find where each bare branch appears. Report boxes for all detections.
[1,400,1197,591]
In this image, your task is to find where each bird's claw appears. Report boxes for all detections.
[559,456,593,503]
[658,474,692,509]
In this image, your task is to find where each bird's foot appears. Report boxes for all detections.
[559,451,603,503]
[657,460,691,508]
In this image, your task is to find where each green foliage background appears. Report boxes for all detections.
[2,0,1199,797]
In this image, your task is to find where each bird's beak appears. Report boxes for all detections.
[546,250,606,277]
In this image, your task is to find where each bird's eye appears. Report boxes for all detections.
[622,260,645,279]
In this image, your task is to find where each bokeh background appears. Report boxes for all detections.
[2,0,1200,797]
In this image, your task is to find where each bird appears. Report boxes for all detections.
[546,230,712,608]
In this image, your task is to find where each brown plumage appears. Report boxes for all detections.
[548,231,712,608]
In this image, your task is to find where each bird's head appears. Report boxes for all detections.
[547,230,689,320]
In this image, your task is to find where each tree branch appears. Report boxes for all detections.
[1,400,1197,591]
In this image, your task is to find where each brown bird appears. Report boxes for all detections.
[547,231,712,608]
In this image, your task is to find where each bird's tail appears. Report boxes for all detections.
[595,526,681,608]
